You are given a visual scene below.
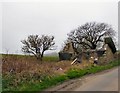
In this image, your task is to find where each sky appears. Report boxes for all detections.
[0,0,118,54]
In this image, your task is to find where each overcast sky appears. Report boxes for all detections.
[0,1,118,54]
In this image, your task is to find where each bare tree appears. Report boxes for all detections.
[21,35,55,60]
[67,22,116,53]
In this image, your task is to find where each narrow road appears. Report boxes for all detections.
[73,67,118,91]
[45,67,119,92]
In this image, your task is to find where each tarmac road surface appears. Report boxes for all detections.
[73,67,119,91]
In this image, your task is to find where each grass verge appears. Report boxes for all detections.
[2,59,120,93]
[66,60,119,79]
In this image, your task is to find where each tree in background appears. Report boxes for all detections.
[67,22,116,53]
[21,35,55,60]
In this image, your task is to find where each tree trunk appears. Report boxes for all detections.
[36,55,42,60]
[91,43,97,49]
[40,51,44,61]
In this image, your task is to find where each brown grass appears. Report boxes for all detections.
[2,55,91,75]
[2,54,93,91]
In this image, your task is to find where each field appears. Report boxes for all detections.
[1,53,120,92]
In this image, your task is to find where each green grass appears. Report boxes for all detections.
[1,54,59,62]
[66,60,119,79]
[43,56,59,62]
[2,60,120,92]
[0,74,1,92]
[3,75,68,92]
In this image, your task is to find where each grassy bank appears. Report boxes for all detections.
[66,60,119,79]
[2,59,120,92]
[2,54,71,92]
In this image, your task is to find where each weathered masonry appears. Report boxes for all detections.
[59,37,117,65]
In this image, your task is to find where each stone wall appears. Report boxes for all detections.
[99,44,114,64]
[59,37,116,64]
[59,52,73,61]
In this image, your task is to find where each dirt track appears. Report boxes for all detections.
[44,67,119,92]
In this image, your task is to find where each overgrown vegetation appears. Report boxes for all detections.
[2,54,120,92]
[2,54,71,92]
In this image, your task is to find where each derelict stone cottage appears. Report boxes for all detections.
[59,37,116,64]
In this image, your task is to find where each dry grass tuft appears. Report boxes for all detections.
[1,54,92,91]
